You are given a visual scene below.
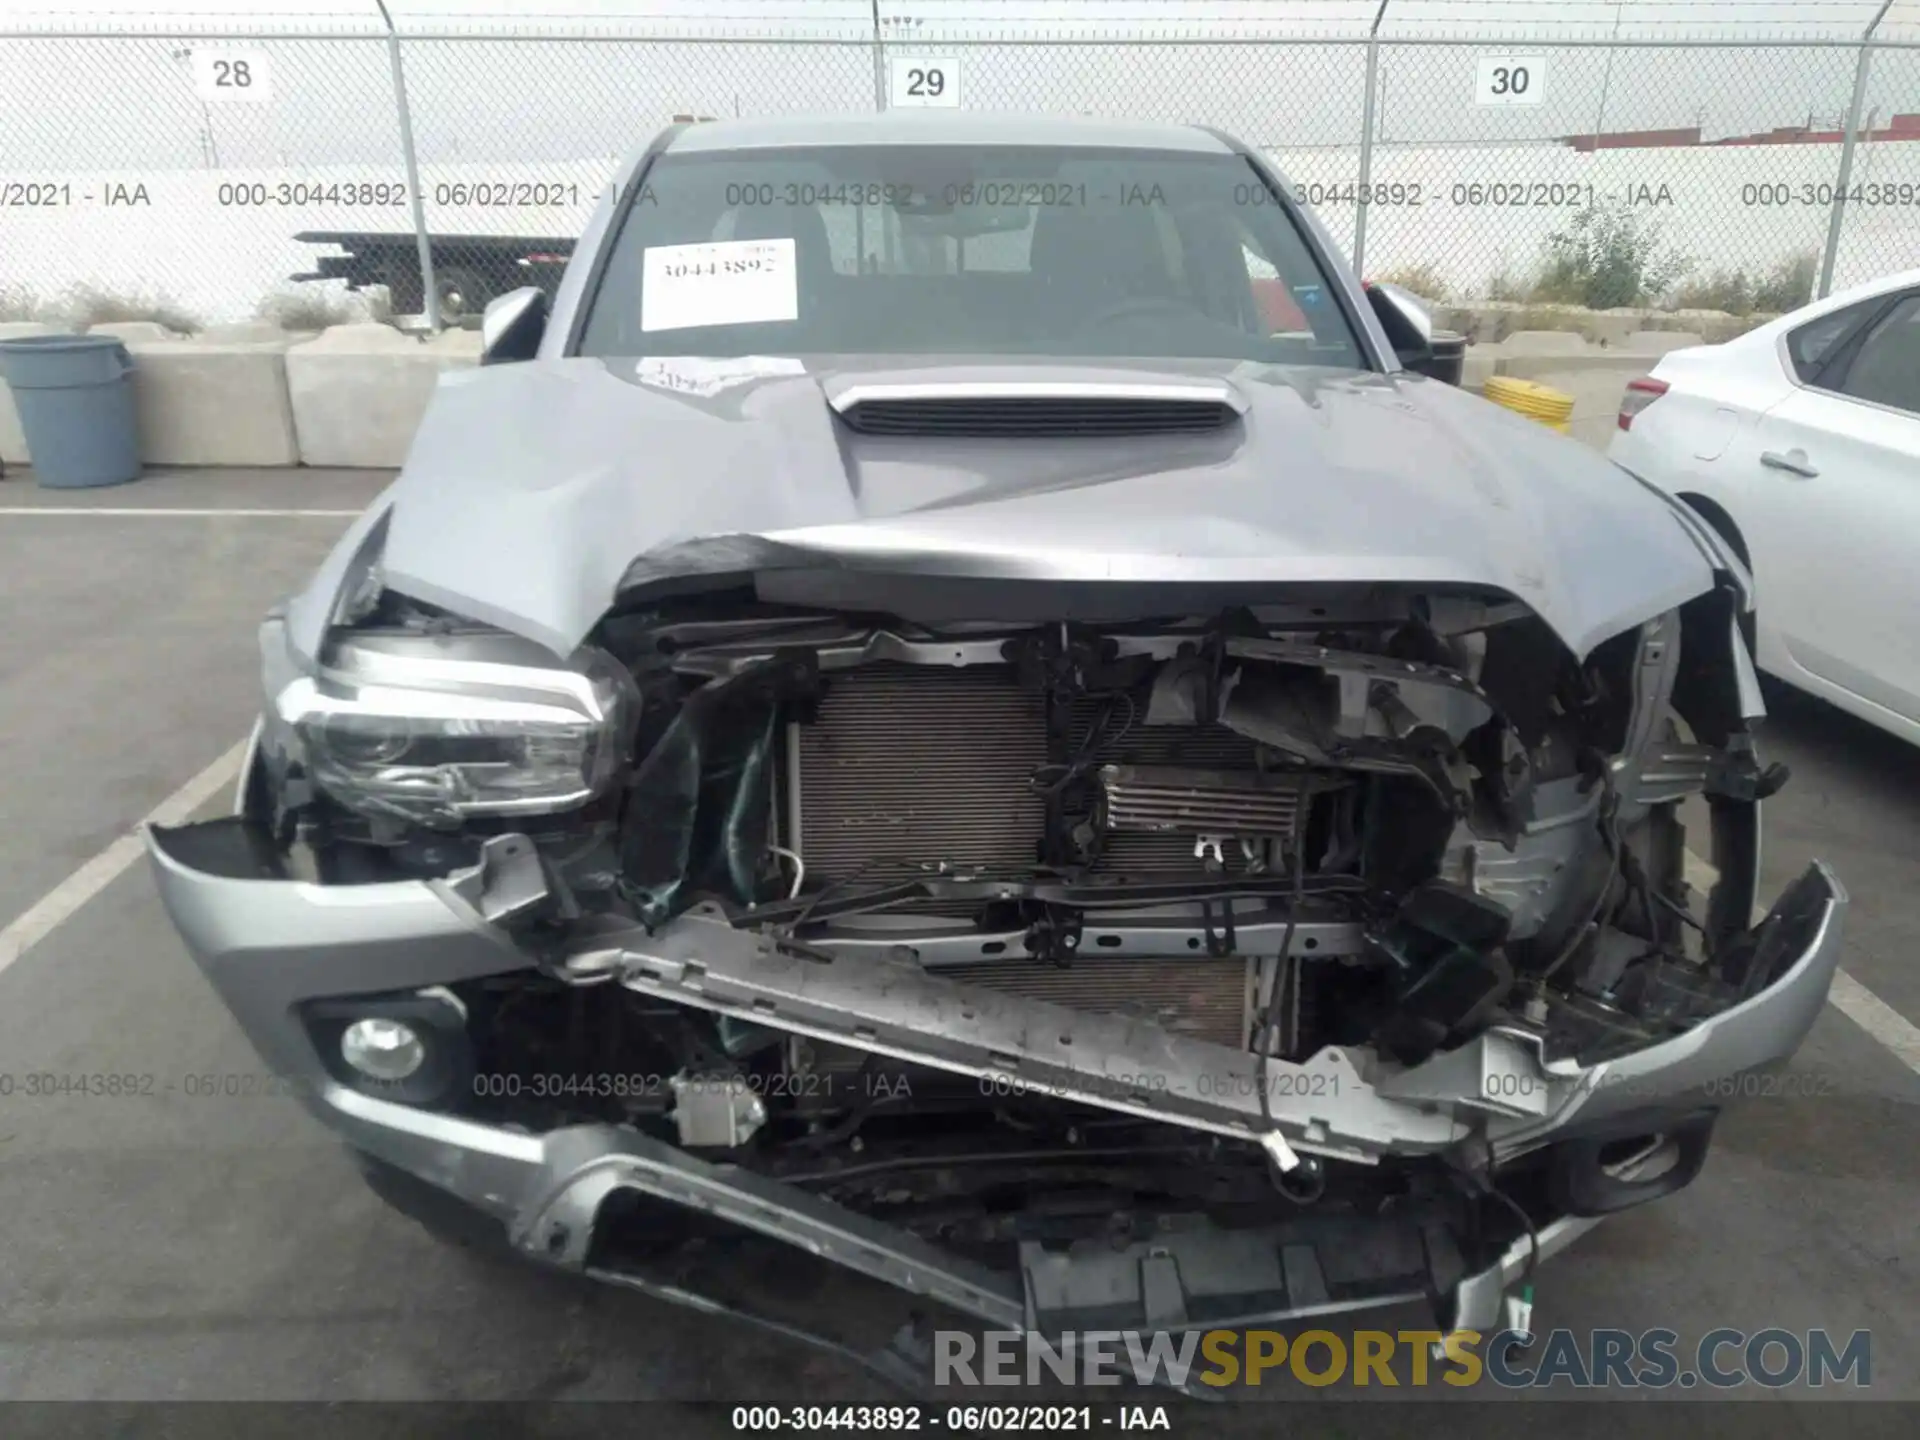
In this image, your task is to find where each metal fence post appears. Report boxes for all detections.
[870,1,887,111]
[377,0,441,331]
[1353,0,1390,276]
[1818,1,1893,299]
[1591,2,1625,150]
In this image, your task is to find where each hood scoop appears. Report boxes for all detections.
[829,379,1247,438]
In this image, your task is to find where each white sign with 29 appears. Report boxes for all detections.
[1473,55,1546,107]
[889,56,961,108]
[191,50,273,104]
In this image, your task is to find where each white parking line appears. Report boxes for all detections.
[1686,850,1920,1078]
[0,507,364,518]
[1828,970,1920,1073]
[0,738,248,979]
[2,776,1918,1083]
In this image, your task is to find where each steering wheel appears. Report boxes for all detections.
[1069,294,1206,339]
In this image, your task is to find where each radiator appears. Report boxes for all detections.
[791,664,1049,879]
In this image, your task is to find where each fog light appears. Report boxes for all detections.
[340,1017,426,1081]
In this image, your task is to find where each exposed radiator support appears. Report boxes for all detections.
[776,660,1362,1055]
[786,664,1329,879]
[931,955,1254,1050]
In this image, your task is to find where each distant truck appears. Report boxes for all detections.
[291,230,576,321]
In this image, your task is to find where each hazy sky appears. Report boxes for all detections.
[2,2,1916,38]
[2,2,1916,172]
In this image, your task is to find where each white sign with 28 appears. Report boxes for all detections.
[191,50,273,104]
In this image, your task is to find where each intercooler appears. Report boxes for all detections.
[781,663,1308,1048]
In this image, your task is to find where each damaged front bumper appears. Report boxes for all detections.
[145,813,1846,1372]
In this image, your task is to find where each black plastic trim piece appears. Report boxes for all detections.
[1547,1108,1718,1217]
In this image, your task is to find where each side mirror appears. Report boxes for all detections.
[1364,282,1468,386]
[1366,280,1434,360]
[479,286,548,366]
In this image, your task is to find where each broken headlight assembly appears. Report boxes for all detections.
[274,630,638,828]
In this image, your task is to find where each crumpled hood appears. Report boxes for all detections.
[362,355,1716,659]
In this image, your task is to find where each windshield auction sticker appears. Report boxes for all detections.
[641,238,798,332]
[633,355,807,396]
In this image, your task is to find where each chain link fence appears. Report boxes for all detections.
[1836,35,1920,283]
[397,36,880,318]
[1358,40,1880,308]
[1,30,410,330]
[2,7,1916,330]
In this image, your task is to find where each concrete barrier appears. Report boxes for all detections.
[201,321,305,344]
[0,321,65,466]
[1488,350,1653,452]
[285,323,480,468]
[1615,330,1707,356]
[1434,300,1768,348]
[1498,330,1595,356]
[86,321,192,344]
[1460,347,1498,394]
[11,320,481,472]
[5,308,1720,473]
[1639,309,1757,341]
[102,329,303,466]
[427,328,484,361]
[1445,330,1680,453]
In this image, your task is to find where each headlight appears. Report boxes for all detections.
[274,629,637,827]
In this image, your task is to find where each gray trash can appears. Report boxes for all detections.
[0,334,142,489]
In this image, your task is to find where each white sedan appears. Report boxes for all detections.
[1609,267,1920,745]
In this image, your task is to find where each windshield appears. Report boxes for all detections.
[577,145,1368,369]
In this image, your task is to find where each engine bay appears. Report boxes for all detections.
[262,574,1781,1204]
[153,541,1833,1331]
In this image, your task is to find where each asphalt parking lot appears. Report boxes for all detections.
[1,467,1917,1434]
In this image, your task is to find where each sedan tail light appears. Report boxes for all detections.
[1618,376,1670,431]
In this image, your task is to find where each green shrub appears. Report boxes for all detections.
[1531,200,1691,309]
[1672,251,1817,317]
[1753,251,1817,314]
[1482,262,1532,302]
[57,283,202,334]
[1673,268,1756,316]
[0,284,41,322]
[255,284,394,331]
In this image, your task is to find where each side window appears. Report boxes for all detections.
[1786,297,1879,384]
[1228,216,1305,334]
[1147,205,1191,297]
[1832,295,1920,416]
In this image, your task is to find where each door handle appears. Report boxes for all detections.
[1760,449,1819,478]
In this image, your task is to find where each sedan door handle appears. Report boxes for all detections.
[1760,449,1819,478]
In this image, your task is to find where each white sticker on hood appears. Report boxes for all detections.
[633,355,807,397]
[641,239,798,333]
